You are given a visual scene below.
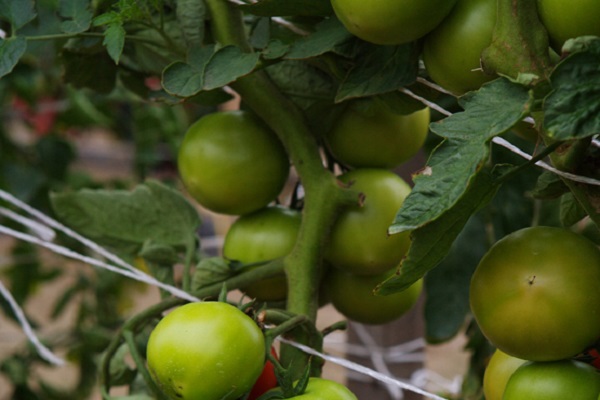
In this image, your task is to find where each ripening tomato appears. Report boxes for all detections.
[324,100,430,169]
[470,226,600,361]
[223,205,301,301]
[178,110,289,215]
[537,0,600,51]
[325,169,411,275]
[422,0,497,95]
[325,267,422,324]
[503,360,600,400]
[146,302,265,400]
[247,347,279,400]
[330,0,458,45]
[482,349,527,400]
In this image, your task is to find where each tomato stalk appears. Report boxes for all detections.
[204,0,358,378]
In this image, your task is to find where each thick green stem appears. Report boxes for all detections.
[482,0,553,80]
[203,0,357,377]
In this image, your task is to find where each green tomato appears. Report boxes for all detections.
[324,101,430,169]
[223,205,301,301]
[146,302,265,400]
[331,0,458,45]
[482,349,527,400]
[277,378,357,400]
[537,0,600,51]
[325,169,411,275]
[325,267,422,325]
[503,360,600,400]
[422,0,497,95]
[470,226,600,361]
[178,110,289,215]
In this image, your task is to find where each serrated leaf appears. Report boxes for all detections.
[389,78,532,234]
[543,38,600,140]
[191,257,236,291]
[0,36,26,78]
[50,180,201,256]
[176,0,205,53]
[103,22,126,64]
[378,170,500,294]
[238,0,333,17]
[336,43,419,102]
[0,0,36,30]
[285,18,352,60]
[59,0,92,34]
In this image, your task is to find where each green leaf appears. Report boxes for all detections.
[530,170,569,199]
[285,18,352,60]
[0,36,27,78]
[378,170,500,294]
[61,50,117,94]
[50,180,201,256]
[336,43,419,102]
[238,0,333,17]
[59,0,92,34]
[109,344,137,386]
[560,192,587,227]
[543,38,600,140]
[389,78,532,234]
[163,46,260,97]
[176,0,205,53]
[191,257,235,291]
[0,0,36,30]
[103,22,126,64]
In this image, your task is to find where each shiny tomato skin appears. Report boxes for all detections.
[177,110,289,215]
[325,169,411,276]
[422,0,497,95]
[146,302,265,400]
[503,360,600,400]
[278,378,357,399]
[482,349,527,400]
[537,0,600,50]
[325,267,422,325]
[325,102,430,169]
[470,226,600,361]
[223,205,301,301]
[331,0,458,45]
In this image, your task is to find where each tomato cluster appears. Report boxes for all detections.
[472,227,600,399]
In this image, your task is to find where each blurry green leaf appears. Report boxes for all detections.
[103,22,126,64]
[139,240,180,265]
[176,0,205,53]
[390,78,532,234]
[109,344,137,386]
[0,0,36,30]
[239,0,333,16]
[59,0,92,34]
[61,50,117,94]
[0,37,27,79]
[530,170,569,199]
[50,180,201,256]
[544,38,600,140]
[191,257,235,291]
[336,43,419,102]
[285,18,352,59]
[560,192,587,227]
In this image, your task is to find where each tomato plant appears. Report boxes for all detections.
[502,360,600,400]
[324,168,411,276]
[325,267,422,325]
[470,226,600,361]
[178,110,290,215]
[537,0,600,50]
[324,100,430,169]
[331,0,458,45]
[248,347,279,400]
[146,302,266,400]
[222,205,301,301]
[482,349,527,400]
[422,0,497,95]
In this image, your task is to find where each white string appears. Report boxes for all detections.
[278,337,449,400]
[0,206,56,241]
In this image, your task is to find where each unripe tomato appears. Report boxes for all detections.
[470,226,600,361]
[503,360,600,400]
[223,205,301,301]
[324,101,430,169]
[325,267,422,325]
[177,110,289,215]
[537,0,600,51]
[422,0,497,95]
[482,349,527,400]
[275,378,357,399]
[331,0,458,45]
[146,302,266,400]
[325,169,411,275]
